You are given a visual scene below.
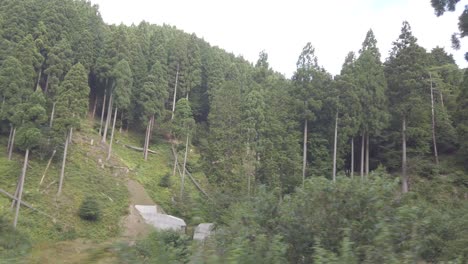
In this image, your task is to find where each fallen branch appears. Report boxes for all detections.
[0,188,56,222]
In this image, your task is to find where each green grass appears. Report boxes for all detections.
[0,122,128,244]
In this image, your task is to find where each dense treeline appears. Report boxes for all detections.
[0,0,467,262]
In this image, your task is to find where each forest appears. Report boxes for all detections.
[0,0,467,263]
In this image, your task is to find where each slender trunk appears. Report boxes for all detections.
[430,73,439,165]
[360,132,364,180]
[44,74,49,93]
[302,119,308,187]
[351,138,354,179]
[7,125,13,153]
[332,111,338,182]
[149,115,155,141]
[171,63,179,120]
[102,92,113,143]
[144,118,150,161]
[69,127,73,143]
[58,129,70,196]
[49,102,56,128]
[439,92,445,108]
[172,144,179,178]
[39,149,56,186]
[181,133,189,198]
[91,96,98,120]
[99,89,107,136]
[402,117,408,193]
[35,70,42,91]
[8,127,16,160]
[1,96,5,115]
[13,148,29,228]
[119,111,124,134]
[365,132,369,178]
[107,107,118,161]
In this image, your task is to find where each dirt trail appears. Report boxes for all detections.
[120,179,158,243]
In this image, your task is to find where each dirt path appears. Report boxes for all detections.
[120,179,159,243]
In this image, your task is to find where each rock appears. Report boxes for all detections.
[135,205,186,232]
[193,223,214,241]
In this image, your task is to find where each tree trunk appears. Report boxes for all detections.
[13,148,29,228]
[58,129,70,196]
[302,119,308,187]
[8,127,16,160]
[119,111,124,134]
[360,132,364,180]
[49,102,56,128]
[99,89,107,136]
[102,92,113,143]
[365,132,369,178]
[44,74,49,93]
[35,70,42,91]
[1,96,5,115]
[69,127,73,143]
[91,96,98,120]
[351,138,354,179]
[402,117,408,193]
[172,143,179,178]
[181,133,190,198]
[171,63,179,120]
[439,91,445,108]
[107,107,118,161]
[332,111,338,182]
[144,117,151,161]
[430,73,439,165]
[7,125,13,153]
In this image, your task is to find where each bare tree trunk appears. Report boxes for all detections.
[430,73,439,165]
[360,132,364,180]
[149,115,155,141]
[119,111,124,134]
[58,129,70,196]
[181,133,189,198]
[7,125,13,153]
[351,138,354,179]
[402,117,408,193]
[107,107,118,161]
[8,127,16,160]
[302,119,308,187]
[91,96,98,120]
[1,96,5,115]
[69,127,73,143]
[102,92,113,143]
[365,132,369,178]
[39,149,56,186]
[172,144,179,178]
[13,148,29,228]
[99,89,107,136]
[144,118,150,161]
[439,91,445,108]
[44,74,49,93]
[49,102,56,128]
[35,70,42,91]
[332,111,338,182]
[171,63,179,120]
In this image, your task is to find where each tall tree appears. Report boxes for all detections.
[107,59,132,160]
[12,89,47,228]
[385,22,431,193]
[55,63,90,195]
[355,29,389,177]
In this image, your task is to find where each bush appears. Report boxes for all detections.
[78,196,101,221]
[159,173,172,188]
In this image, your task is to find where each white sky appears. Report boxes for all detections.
[89,0,468,77]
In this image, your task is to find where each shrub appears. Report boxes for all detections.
[159,173,172,188]
[78,196,101,221]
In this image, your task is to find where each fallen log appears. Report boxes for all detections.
[123,144,157,154]
[0,188,56,222]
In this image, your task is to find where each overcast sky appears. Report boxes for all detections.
[89,0,467,77]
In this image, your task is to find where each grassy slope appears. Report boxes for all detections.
[0,119,210,262]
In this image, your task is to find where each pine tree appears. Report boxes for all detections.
[55,63,90,195]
